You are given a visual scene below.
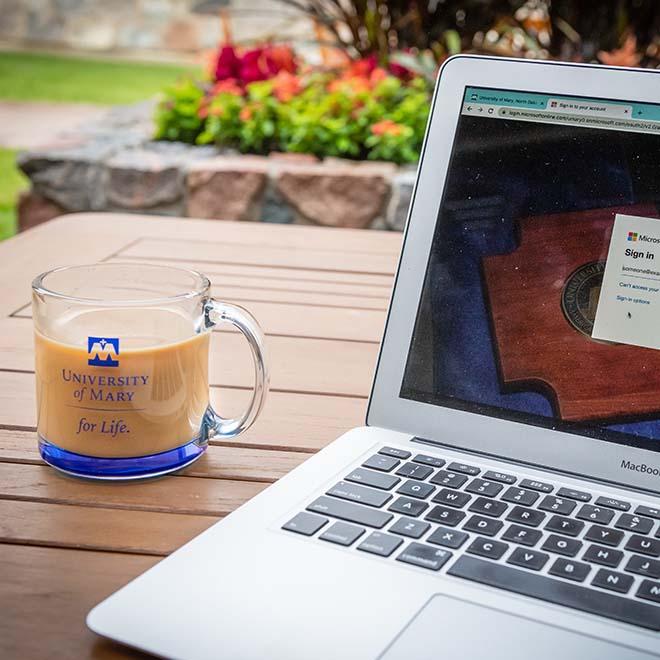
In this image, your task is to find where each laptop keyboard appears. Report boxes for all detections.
[281,445,660,631]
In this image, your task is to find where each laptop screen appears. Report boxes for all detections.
[401,85,660,453]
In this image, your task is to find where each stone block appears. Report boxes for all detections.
[19,153,107,212]
[187,156,268,221]
[387,166,417,231]
[104,143,216,214]
[17,190,64,232]
[275,161,394,229]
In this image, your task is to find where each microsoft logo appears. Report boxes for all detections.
[628,231,638,241]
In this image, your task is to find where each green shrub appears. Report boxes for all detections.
[154,78,206,144]
[156,65,431,165]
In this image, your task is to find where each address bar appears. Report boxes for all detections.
[498,107,660,134]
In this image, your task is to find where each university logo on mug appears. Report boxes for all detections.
[87,337,120,367]
[32,263,269,480]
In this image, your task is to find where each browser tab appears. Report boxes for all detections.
[547,98,633,118]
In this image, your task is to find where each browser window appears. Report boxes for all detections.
[401,86,660,452]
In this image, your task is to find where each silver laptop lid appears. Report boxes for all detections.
[368,56,660,494]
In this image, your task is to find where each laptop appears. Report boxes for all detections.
[88,56,660,659]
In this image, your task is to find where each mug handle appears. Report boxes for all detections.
[203,300,269,438]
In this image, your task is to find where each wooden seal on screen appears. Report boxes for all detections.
[482,204,660,423]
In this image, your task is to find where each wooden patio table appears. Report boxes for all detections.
[0,213,402,659]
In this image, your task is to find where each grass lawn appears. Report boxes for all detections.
[0,51,198,239]
[0,148,29,240]
[0,51,197,105]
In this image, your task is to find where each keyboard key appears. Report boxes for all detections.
[345,468,400,491]
[326,481,392,508]
[319,522,365,546]
[625,535,660,557]
[519,478,553,493]
[557,487,591,503]
[501,487,539,507]
[549,558,591,582]
[507,547,549,571]
[358,532,403,557]
[282,512,328,536]
[449,556,660,631]
[501,524,543,547]
[506,506,545,527]
[307,496,393,529]
[389,517,430,539]
[625,555,660,579]
[538,496,576,516]
[463,515,503,537]
[379,446,411,459]
[468,497,508,518]
[592,569,634,594]
[541,534,582,557]
[362,454,399,473]
[466,537,509,560]
[545,515,584,537]
[425,505,465,527]
[432,488,471,509]
[583,544,623,568]
[465,479,503,498]
[388,497,428,518]
[397,543,452,571]
[397,480,435,500]
[412,453,445,468]
[427,526,469,549]
[636,579,660,604]
[635,505,660,520]
[576,505,614,526]
[596,496,631,512]
[395,462,433,481]
[584,525,624,547]
[447,461,480,476]
[615,514,654,534]
[483,470,516,484]
[430,470,468,489]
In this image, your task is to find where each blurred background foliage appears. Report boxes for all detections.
[155,0,660,164]
[279,0,660,67]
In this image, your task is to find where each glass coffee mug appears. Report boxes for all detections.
[32,263,268,479]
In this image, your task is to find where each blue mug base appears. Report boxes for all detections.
[38,435,207,480]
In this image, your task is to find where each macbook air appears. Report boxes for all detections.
[88,55,660,659]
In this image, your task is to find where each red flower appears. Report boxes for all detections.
[348,54,378,77]
[240,48,269,83]
[214,45,240,81]
[388,60,413,80]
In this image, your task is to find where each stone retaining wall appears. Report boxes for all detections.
[1,0,311,57]
[18,102,416,231]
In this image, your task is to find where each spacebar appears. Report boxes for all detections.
[448,556,660,631]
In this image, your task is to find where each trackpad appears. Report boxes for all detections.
[380,594,654,660]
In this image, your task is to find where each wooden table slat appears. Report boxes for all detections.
[0,499,218,556]
[0,463,267,517]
